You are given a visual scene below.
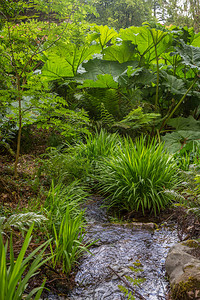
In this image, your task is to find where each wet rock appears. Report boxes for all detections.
[165,240,200,299]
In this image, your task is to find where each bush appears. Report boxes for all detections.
[96,136,179,215]
[75,129,120,166]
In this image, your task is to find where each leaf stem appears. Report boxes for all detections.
[160,76,198,132]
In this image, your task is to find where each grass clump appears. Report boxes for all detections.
[0,224,51,300]
[52,207,93,274]
[42,181,91,274]
[75,129,120,166]
[96,136,179,215]
[43,180,88,231]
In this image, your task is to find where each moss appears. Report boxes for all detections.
[172,276,200,300]
[182,240,200,249]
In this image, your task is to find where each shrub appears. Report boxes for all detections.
[96,136,179,215]
[75,129,120,166]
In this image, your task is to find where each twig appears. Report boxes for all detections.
[108,265,147,300]
[164,213,176,223]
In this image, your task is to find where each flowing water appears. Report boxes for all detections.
[67,196,179,300]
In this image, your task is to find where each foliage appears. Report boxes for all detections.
[156,0,200,32]
[96,136,179,215]
[0,0,96,176]
[43,180,88,230]
[42,24,200,136]
[173,141,200,171]
[162,116,200,153]
[52,206,92,274]
[0,223,51,300]
[75,129,120,164]
[0,212,47,234]
[39,146,90,185]
[87,0,155,29]
[118,261,146,300]
[41,181,92,274]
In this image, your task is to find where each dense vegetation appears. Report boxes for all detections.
[0,0,200,298]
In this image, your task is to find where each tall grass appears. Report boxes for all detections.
[38,147,90,185]
[96,136,179,215]
[52,207,93,274]
[43,181,92,274]
[0,224,51,300]
[76,129,120,165]
[43,180,88,231]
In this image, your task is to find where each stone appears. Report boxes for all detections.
[165,241,200,299]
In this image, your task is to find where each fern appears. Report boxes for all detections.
[79,88,120,121]
[163,189,185,201]
[100,103,115,126]
[0,212,47,233]
[113,107,160,130]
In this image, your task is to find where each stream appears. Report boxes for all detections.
[68,195,179,300]
[48,195,179,300]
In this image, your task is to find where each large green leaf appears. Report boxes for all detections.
[42,43,101,80]
[93,25,118,49]
[161,73,186,95]
[42,56,74,80]
[191,32,200,47]
[117,67,156,88]
[79,58,138,81]
[162,116,200,153]
[77,74,118,89]
[174,41,200,72]
[168,116,200,131]
[162,130,200,153]
[119,26,172,63]
[102,41,138,63]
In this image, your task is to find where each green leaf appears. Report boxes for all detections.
[103,41,138,63]
[162,122,200,153]
[113,107,160,129]
[93,25,118,49]
[42,43,101,80]
[119,26,172,63]
[191,32,200,47]
[162,73,186,95]
[174,41,200,72]
[78,74,118,89]
[80,58,138,81]
[168,116,200,131]
[42,56,74,80]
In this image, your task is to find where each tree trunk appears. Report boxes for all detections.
[14,76,22,178]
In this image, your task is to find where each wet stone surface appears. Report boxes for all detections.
[68,197,179,300]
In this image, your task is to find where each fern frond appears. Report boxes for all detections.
[163,189,185,201]
[1,213,47,233]
[187,207,200,217]
[100,103,115,126]
[113,107,160,129]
